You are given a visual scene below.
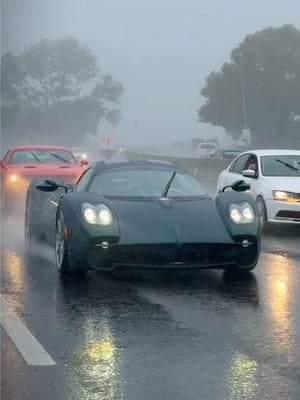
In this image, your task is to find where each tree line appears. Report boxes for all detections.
[198,25,300,148]
[1,37,123,148]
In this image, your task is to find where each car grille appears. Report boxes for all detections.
[87,242,258,269]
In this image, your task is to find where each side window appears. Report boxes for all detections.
[76,168,93,192]
[245,154,259,176]
[230,154,250,174]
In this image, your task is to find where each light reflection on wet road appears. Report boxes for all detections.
[1,225,300,400]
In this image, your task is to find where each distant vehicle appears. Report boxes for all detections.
[220,149,242,160]
[72,148,89,165]
[216,149,300,226]
[25,160,260,275]
[1,145,87,209]
[195,143,218,158]
[190,138,219,151]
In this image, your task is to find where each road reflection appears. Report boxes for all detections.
[226,353,258,400]
[56,275,124,400]
[1,251,27,313]
[264,254,297,363]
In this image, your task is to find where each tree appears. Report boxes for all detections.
[1,37,123,147]
[198,25,300,148]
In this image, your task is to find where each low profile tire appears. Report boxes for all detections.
[256,196,269,230]
[55,210,86,275]
[226,264,256,276]
[236,264,256,272]
[55,211,71,275]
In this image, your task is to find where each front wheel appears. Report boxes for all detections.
[55,211,70,274]
[256,196,268,230]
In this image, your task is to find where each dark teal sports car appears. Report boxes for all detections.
[25,160,261,275]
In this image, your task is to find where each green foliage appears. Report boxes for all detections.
[198,25,300,147]
[1,37,123,146]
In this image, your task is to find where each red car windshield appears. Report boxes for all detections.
[9,149,77,164]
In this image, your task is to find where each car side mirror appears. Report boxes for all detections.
[231,180,251,192]
[242,169,256,178]
[36,180,68,193]
[80,159,89,166]
[222,180,250,192]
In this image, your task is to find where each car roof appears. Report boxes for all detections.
[239,149,300,157]
[92,159,182,173]
[8,145,74,152]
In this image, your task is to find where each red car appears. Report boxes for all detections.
[1,145,88,209]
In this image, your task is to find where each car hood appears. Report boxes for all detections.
[262,176,300,193]
[4,163,83,177]
[106,196,232,244]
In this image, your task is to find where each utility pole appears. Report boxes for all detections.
[240,54,248,129]
[239,54,251,146]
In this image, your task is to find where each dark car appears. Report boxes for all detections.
[25,160,261,275]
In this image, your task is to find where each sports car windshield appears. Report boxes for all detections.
[88,168,208,198]
[10,149,76,164]
[261,155,300,176]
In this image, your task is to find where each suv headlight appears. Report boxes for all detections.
[81,203,113,225]
[229,203,255,224]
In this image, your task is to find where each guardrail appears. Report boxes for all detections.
[126,151,231,193]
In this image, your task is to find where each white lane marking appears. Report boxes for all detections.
[0,295,56,366]
[48,199,58,207]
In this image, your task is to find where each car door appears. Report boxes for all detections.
[219,153,251,190]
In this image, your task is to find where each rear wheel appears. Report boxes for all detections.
[25,191,43,251]
[25,217,38,249]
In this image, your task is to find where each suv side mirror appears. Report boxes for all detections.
[242,169,256,178]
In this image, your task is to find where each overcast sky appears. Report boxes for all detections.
[2,0,300,147]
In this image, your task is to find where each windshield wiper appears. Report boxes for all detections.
[49,152,71,164]
[161,171,177,197]
[30,152,41,163]
[275,159,299,171]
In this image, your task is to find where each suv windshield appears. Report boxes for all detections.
[88,168,207,198]
[261,155,300,176]
[10,149,76,164]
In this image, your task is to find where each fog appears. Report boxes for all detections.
[2,0,300,150]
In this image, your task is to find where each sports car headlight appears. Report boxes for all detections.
[273,190,299,202]
[229,203,255,224]
[82,203,113,225]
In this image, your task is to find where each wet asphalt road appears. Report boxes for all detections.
[1,214,300,400]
